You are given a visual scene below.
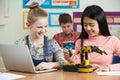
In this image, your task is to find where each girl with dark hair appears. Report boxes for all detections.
[64,5,120,72]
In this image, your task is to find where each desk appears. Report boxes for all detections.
[1,69,120,80]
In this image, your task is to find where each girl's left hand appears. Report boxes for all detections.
[91,64,110,72]
[95,65,110,72]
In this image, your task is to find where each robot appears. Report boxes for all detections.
[63,46,107,73]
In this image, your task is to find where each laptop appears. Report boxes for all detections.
[0,44,57,73]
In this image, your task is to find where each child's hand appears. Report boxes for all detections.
[35,62,58,70]
[63,48,70,60]
[91,64,101,71]
[95,65,110,72]
[91,64,110,72]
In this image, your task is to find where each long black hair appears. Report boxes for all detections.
[78,5,111,62]
[79,5,111,39]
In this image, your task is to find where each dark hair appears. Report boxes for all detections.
[59,13,72,25]
[79,5,111,39]
[27,2,48,25]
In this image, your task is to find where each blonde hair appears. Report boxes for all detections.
[27,2,48,24]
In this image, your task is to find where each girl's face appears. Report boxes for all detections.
[83,17,100,37]
[29,17,48,39]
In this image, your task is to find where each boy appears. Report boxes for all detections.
[53,13,80,56]
[53,13,80,48]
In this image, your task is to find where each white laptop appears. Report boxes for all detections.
[0,44,57,73]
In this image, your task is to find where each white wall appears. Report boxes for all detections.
[0,0,120,68]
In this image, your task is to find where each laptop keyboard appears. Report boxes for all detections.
[36,68,57,73]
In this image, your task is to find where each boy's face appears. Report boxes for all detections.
[60,22,73,35]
